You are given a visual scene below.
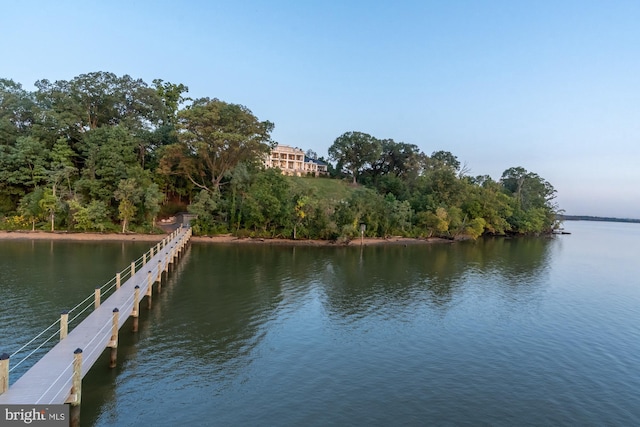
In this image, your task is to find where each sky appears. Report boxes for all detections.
[2,0,639,218]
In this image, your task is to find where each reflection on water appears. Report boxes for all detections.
[1,224,639,426]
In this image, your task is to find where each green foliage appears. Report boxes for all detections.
[114,178,144,232]
[161,98,274,192]
[328,131,382,184]
[188,189,220,235]
[69,199,110,232]
[143,183,163,226]
[0,72,562,238]
[241,169,291,236]
[39,187,60,231]
[18,188,45,230]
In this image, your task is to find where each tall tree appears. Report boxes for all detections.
[0,79,35,145]
[328,131,381,184]
[114,178,143,233]
[152,79,189,127]
[500,166,558,233]
[160,98,274,193]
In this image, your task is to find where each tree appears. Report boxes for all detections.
[35,72,161,132]
[241,169,290,235]
[430,150,460,172]
[114,178,143,233]
[292,194,311,239]
[143,183,163,228]
[69,198,110,232]
[328,131,381,184]
[0,79,35,145]
[153,79,189,127]
[161,98,274,193]
[39,187,59,231]
[500,167,558,233]
[76,126,141,203]
[370,139,424,178]
[187,189,220,235]
[18,188,45,230]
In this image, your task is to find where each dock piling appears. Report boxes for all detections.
[109,309,119,368]
[146,271,152,309]
[0,353,9,395]
[60,311,69,340]
[68,348,83,427]
[132,286,140,332]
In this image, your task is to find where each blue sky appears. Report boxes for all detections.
[2,0,639,218]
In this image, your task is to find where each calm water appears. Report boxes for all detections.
[1,221,639,426]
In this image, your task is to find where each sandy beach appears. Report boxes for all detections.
[0,230,452,246]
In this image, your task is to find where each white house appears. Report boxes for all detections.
[265,145,328,177]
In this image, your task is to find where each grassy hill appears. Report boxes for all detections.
[285,176,357,203]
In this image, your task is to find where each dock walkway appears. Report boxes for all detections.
[0,227,191,405]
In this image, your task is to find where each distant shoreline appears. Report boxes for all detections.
[561,215,640,224]
[0,230,453,246]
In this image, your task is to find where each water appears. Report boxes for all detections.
[1,221,639,426]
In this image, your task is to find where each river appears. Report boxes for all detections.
[1,221,639,426]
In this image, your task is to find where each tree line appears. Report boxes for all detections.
[0,72,560,239]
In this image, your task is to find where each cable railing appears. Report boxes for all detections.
[2,228,186,382]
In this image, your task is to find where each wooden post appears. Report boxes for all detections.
[131,261,135,277]
[146,271,153,309]
[0,353,9,395]
[143,252,147,265]
[108,308,119,368]
[157,260,162,283]
[156,242,160,254]
[116,272,121,290]
[69,348,83,427]
[132,286,140,332]
[164,253,169,273]
[94,288,101,309]
[60,310,69,340]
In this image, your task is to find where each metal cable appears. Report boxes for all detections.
[35,360,73,404]
[9,318,61,358]
[9,328,60,373]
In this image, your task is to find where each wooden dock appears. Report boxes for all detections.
[0,227,191,405]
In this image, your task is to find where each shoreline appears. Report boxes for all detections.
[0,230,453,246]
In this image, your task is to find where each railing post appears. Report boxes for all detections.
[157,260,162,283]
[143,252,147,265]
[132,286,140,332]
[69,348,83,427]
[0,353,9,395]
[116,272,121,290]
[108,308,119,368]
[94,288,101,309]
[146,271,153,309]
[164,252,169,273]
[60,310,69,340]
[156,242,160,254]
[131,261,136,277]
